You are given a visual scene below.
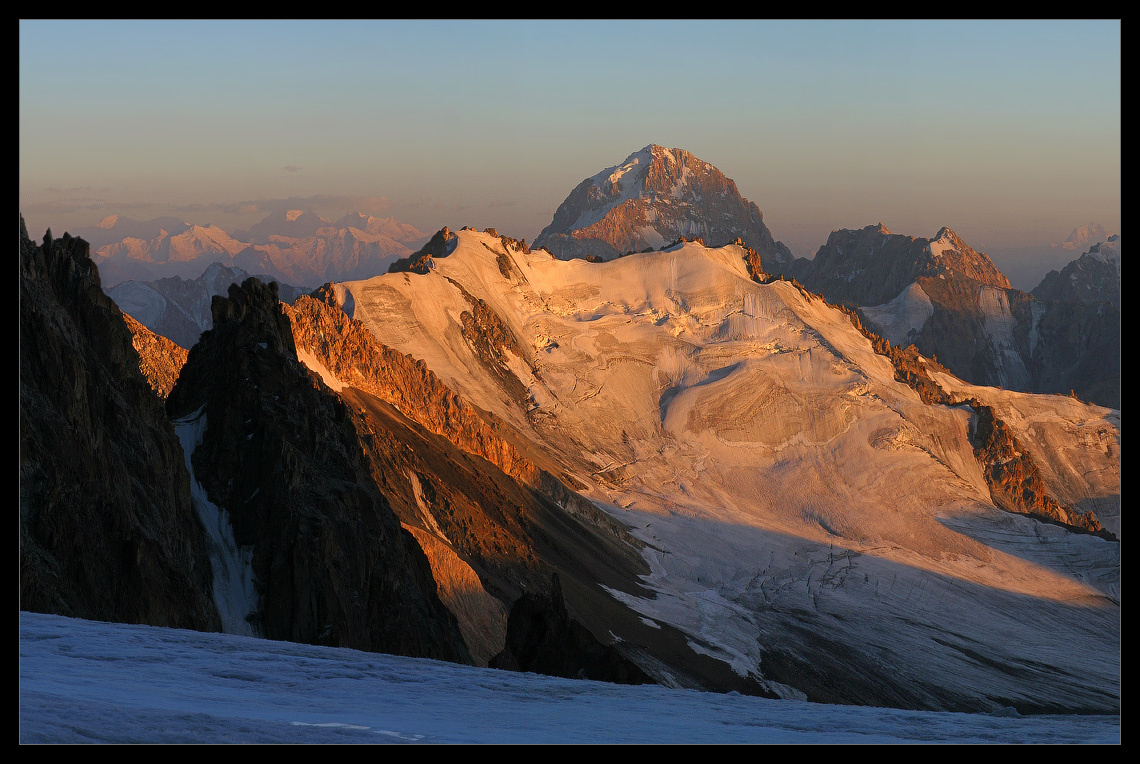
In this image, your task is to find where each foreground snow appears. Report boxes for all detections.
[18,612,1120,744]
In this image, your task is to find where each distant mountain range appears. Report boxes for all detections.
[73,211,430,288]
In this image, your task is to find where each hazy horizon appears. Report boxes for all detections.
[20,19,1120,274]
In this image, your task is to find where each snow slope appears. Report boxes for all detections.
[338,230,1119,712]
[19,612,1121,744]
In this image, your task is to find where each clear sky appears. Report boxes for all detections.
[19,19,1120,264]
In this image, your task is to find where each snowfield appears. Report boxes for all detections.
[338,230,1120,712]
[18,612,1121,744]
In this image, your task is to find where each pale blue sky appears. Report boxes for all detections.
[19,20,1120,263]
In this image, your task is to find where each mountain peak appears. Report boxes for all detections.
[535,146,792,270]
[1062,222,1110,250]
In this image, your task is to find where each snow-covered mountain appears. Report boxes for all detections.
[534,145,794,272]
[1061,222,1111,251]
[71,214,197,249]
[94,224,248,284]
[19,216,1120,717]
[333,228,1119,712]
[85,210,430,288]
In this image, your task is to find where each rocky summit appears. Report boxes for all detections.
[534,145,794,272]
[792,225,1120,410]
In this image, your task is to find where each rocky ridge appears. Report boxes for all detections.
[793,224,1120,409]
[1032,235,1120,305]
[165,277,472,662]
[19,218,220,630]
[108,262,306,349]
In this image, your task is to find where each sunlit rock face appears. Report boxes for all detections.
[121,312,188,399]
[19,218,220,631]
[284,287,677,682]
[335,228,1119,713]
[535,145,794,273]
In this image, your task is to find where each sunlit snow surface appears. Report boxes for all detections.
[337,230,1119,712]
[18,612,1120,744]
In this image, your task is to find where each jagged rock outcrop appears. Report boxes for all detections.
[791,224,1010,307]
[1032,236,1120,305]
[796,224,1120,409]
[19,217,220,630]
[968,404,1105,536]
[490,573,653,685]
[387,226,457,274]
[121,313,188,399]
[534,145,793,271]
[107,262,306,349]
[165,277,472,663]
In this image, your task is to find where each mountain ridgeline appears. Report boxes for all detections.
[20,146,1120,715]
[21,219,469,664]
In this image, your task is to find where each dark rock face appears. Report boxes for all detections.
[535,145,793,272]
[796,224,1120,409]
[387,227,456,274]
[791,224,1010,307]
[1032,236,1120,305]
[1020,299,1120,410]
[107,262,306,349]
[19,218,220,631]
[166,277,472,663]
[490,574,653,686]
[1024,238,1121,409]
